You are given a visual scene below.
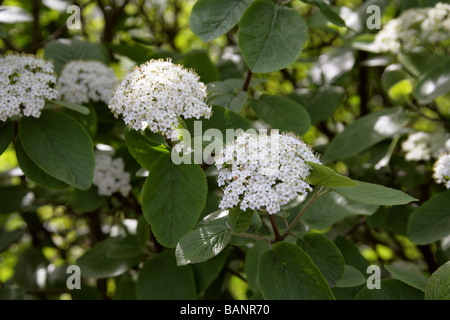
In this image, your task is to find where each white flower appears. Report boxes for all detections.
[0,53,57,121]
[433,152,450,189]
[401,132,432,161]
[57,60,118,104]
[93,151,132,197]
[373,2,450,54]
[108,58,211,138]
[215,131,320,215]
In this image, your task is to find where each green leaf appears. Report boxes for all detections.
[413,58,450,104]
[189,0,253,42]
[332,180,417,206]
[104,42,153,64]
[0,121,13,156]
[43,38,108,74]
[184,104,252,141]
[0,228,23,252]
[69,186,105,212]
[238,0,308,73]
[425,261,450,300]
[124,127,169,171]
[397,51,445,78]
[288,86,345,125]
[245,242,270,293]
[384,265,428,292]
[334,236,369,274]
[176,225,231,265]
[321,107,409,163]
[76,236,142,279]
[335,265,366,288]
[257,242,335,300]
[306,161,357,187]
[106,244,142,259]
[192,247,230,293]
[178,50,220,83]
[0,185,28,214]
[15,136,70,190]
[113,274,137,300]
[303,0,346,27]
[228,207,254,234]
[297,233,345,287]
[136,250,197,300]
[19,109,95,190]
[302,192,378,230]
[229,211,262,246]
[250,95,311,135]
[207,80,248,112]
[0,24,6,38]
[355,279,424,300]
[142,154,207,248]
[51,100,90,115]
[407,191,450,245]
[136,215,150,250]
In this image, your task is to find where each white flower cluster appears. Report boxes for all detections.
[373,2,450,54]
[57,60,118,104]
[402,131,450,161]
[433,152,450,189]
[93,152,132,197]
[215,131,320,215]
[401,132,432,161]
[0,53,57,121]
[108,58,211,138]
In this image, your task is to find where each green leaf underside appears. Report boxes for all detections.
[306,161,357,187]
[407,190,450,245]
[136,250,196,300]
[384,265,428,292]
[250,95,311,135]
[19,109,95,190]
[190,0,253,43]
[142,154,207,248]
[238,0,308,73]
[176,225,231,266]
[258,242,335,300]
[0,121,13,156]
[425,262,450,300]
[332,180,417,206]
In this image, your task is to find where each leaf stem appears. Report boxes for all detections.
[242,70,252,92]
[269,213,283,242]
[232,232,271,243]
[280,186,322,239]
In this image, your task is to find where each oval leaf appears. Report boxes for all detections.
[306,161,357,187]
[190,0,253,42]
[413,58,450,104]
[19,109,95,190]
[407,191,450,245]
[142,154,207,248]
[228,207,254,234]
[334,265,366,288]
[136,250,196,300]
[385,265,428,292]
[176,225,231,266]
[250,95,311,135]
[238,0,308,73]
[332,181,417,206]
[257,242,335,300]
[355,279,424,300]
[425,261,450,300]
[297,233,346,287]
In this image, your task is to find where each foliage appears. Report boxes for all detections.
[0,0,449,301]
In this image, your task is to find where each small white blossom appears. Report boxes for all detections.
[373,2,450,54]
[57,60,118,105]
[402,132,432,161]
[0,53,57,121]
[93,151,132,197]
[215,131,320,215]
[108,58,211,138]
[433,152,450,189]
